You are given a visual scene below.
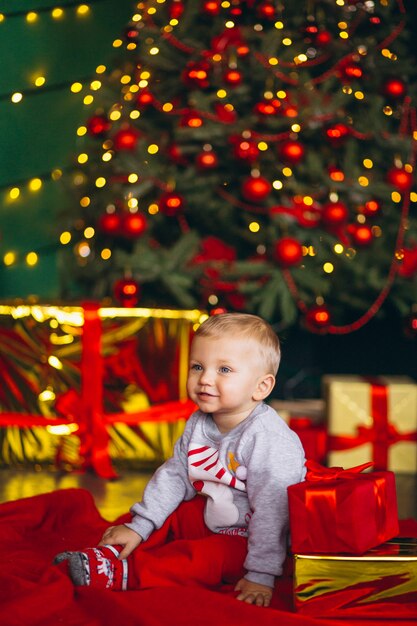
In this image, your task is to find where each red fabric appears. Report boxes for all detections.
[127,497,247,589]
[74,497,247,591]
[288,464,399,554]
[0,488,416,626]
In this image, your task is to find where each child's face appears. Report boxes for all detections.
[187,334,270,423]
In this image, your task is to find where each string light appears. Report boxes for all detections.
[28,178,42,192]
[3,252,16,266]
[60,232,71,245]
[26,252,38,266]
[101,248,112,260]
[0,1,98,23]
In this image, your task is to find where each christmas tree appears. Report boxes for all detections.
[59,0,417,335]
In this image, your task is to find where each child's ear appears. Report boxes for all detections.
[253,374,275,401]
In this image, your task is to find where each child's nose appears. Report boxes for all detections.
[199,369,214,385]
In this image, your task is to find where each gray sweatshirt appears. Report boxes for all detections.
[126,402,306,587]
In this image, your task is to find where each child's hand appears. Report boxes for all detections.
[99,524,142,559]
[234,577,273,607]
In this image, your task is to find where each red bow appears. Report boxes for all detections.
[306,459,374,481]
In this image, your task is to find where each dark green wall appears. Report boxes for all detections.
[0,0,135,298]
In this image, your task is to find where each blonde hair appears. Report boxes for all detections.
[195,313,281,375]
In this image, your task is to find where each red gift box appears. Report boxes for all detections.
[289,417,328,464]
[288,460,399,554]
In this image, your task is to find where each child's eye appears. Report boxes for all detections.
[219,366,231,374]
[191,363,202,371]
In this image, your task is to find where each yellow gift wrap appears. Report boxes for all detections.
[323,375,417,472]
[294,538,417,618]
[0,303,204,474]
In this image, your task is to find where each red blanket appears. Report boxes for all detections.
[0,488,416,626]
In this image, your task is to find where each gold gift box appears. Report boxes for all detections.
[0,303,204,471]
[323,375,417,472]
[294,538,417,618]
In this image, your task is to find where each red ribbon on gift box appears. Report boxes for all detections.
[328,377,417,470]
[305,459,374,481]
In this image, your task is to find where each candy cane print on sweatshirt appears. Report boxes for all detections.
[188,444,247,531]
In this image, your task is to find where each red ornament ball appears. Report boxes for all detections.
[349,224,373,247]
[87,115,110,137]
[282,102,298,118]
[195,150,218,170]
[383,77,407,99]
[241,176,272,202]
[223,69,243,86]
[315,30,332,47]
[305,305,331,332]
[113,127,139,151]
[136,89,154,108]
[303,21,318,37]
[322,201,349,227]
[304,23,332,46]
[278,140,305,165]
[209,307,228,316]
[398,244,417,278]
[325,123,350,146]
[254,100,279,116]
[328,165,345,182]
[166,143,188,165]
[202,1,221,16]
[257,1,276,19]
[233,139,260,163]
[182,61,210,89]
[214,103,237,123]
[122,212,147,237]
[124,26,139,43]
[180,111,204,128]
[361,199,382,217]
[338,59,363,81]
[169,0,184,19]
[98,212,122,235]
[386,166,413,191]
[274,237,303,268]
[113,278,140,307]
[158,191,185,216]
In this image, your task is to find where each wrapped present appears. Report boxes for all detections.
[268,399,325,424]
[288,460,399,554]
[293,537,417,618]
[289,417,328,464]
[323,375,417,472]
[0,303,203,476]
